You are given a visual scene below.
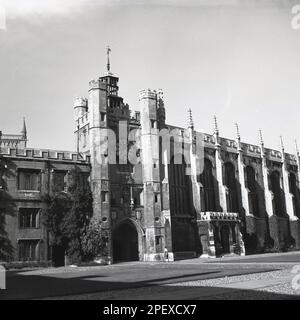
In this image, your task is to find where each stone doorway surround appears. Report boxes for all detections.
[197,211,245,258]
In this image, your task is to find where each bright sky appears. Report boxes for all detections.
[0,0,300,153]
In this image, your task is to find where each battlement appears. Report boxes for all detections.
[74,97,88,108]
[161,124,298,166]
[203,133,215,146]
[241,142,261,157]
[139,89,157,100]
[285,153,297,164]
[74,97,88,121]
[220,137,237,150]
[0,147,90,163]
[88,78,107,91]
[264,148,282,161]
[0,134,24,140]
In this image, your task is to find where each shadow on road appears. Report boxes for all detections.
[0,265,294,300]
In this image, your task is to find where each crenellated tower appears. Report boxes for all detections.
[139,89,167,261]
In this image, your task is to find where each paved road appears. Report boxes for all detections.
[1,252,300,300]
[203,251,300,264]
[55,269,298,300]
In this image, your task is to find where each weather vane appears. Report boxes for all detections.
[107,46,111,73]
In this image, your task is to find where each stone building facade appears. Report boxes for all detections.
[0,148,90,263]
[72,59,300,263]
[1,55,300,264]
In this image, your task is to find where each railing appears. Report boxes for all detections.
[198,212,239,221]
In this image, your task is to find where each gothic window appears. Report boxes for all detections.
[121,187,130,204]
[81,172,90,191]
[101,191,108,203]
[53,171,67,192]
[111,192,117,206]
[270,171,284,217]
[18,240,39,261]
[132,188,143,206]
[224,162,239,212]
[168,155,190,216]
[133,188,143,206]
[150,120,157,129]
[200,158,216,211]
[245,166,259,216]
[118,163,132,173]
[289,173,297,195]
[289,172,299,217]
[19,208,40,229]
[100,112,106,122]
[18,169,41,191]
[82,129,87,147]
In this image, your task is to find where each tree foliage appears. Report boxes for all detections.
[81,216,104,261]
[43,167,102,264]
[0,205,14,261]
[0,157,14,261]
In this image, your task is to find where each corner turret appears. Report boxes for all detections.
[74,97,88,121]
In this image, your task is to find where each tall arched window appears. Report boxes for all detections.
[200,158,216,211]
[168,155,190,216]
[246,166,259,216]
[224,162,239,212]
[270,171,284,217]
[289,172,297,195]
[289,172,299,217]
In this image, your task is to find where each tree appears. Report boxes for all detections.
[81,216,104,261]
[43,167,94,264]
[0,203,14,261]
[43,192,71,252]
[0,157,14,261]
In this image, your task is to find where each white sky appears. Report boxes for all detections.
[0,0,300,153]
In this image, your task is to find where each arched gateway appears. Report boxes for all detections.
[112,219,140,262]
